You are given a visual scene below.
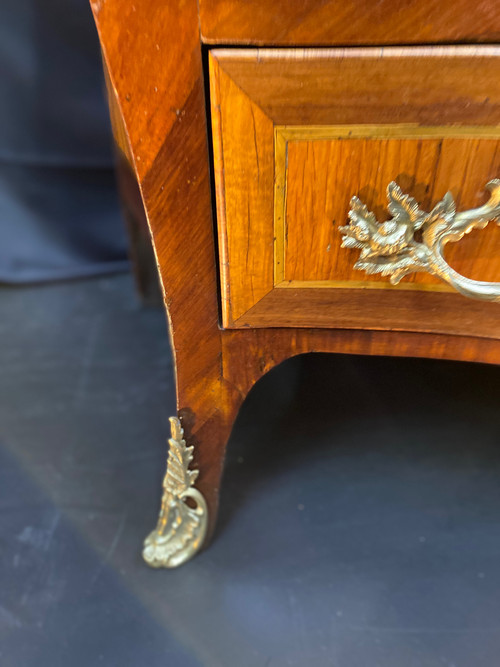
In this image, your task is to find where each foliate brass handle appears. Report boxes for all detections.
[339,180,500,302]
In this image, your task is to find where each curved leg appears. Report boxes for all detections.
[143,377,244,568]
[91,0,238,566]
[115,151,162,306]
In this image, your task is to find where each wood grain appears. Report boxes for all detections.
[199,0,500,46]
[209,57,275,322]
[212,47,500,126]
[104,60,162,303]
[210,47,500,328]
[91,0,245,542]
[233,288,500,337]
[284,135,500,284]
[92,3,500,552]
[115,150,162,305]
[222,330,500,401]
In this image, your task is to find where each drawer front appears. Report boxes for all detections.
[209,47,500,336]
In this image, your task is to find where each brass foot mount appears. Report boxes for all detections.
[142,417,208,568]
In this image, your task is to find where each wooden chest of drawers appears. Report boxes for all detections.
[90,0,500,567]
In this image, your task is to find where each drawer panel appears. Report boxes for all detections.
[209,47,500,336]
[280,129,500,287]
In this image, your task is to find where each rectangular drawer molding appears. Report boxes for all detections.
[209,47,500,336]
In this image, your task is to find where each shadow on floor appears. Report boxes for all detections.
[1,274,499,667]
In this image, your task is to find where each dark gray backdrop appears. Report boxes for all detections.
[0,0,128,282]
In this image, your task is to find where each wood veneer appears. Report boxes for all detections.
[90,0,500,550]
[282,133,500,285]
[199,0,500,46]
[210,47,500,330]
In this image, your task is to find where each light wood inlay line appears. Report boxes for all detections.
[276,280,454,293]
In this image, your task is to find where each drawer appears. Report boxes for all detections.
[209,47,500,336]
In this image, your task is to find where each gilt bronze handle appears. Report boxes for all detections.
[339,180,500,302]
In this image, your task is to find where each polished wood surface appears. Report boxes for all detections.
[284,134,500,285]
[115,151,162,305]
[210,58,275,323]
[104,61,162,304]
[91,0,241,541]
[199,0,500,46]
[210,47,500,126]
[234,289,500,337]
[210,47,500,329]
[91,1,500,550]
[210,57,274,326]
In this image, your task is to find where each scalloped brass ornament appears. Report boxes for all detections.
[143,417,208,568]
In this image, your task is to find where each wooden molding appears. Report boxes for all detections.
[210,47,500,330]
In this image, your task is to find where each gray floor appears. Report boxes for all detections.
[1,273,500,667]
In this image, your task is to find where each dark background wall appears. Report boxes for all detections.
[0,0,128,282]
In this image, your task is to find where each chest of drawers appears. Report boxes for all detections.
[90,0,500,567]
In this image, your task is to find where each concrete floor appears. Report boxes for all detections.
[1,273,500,667]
